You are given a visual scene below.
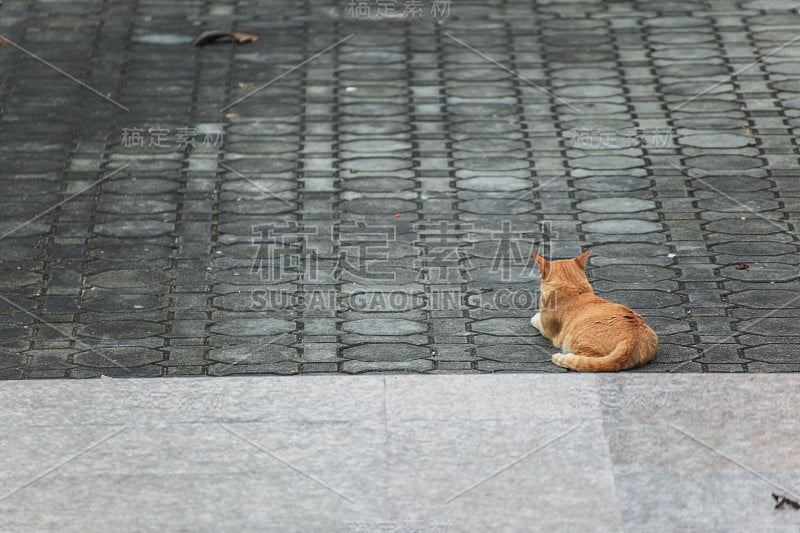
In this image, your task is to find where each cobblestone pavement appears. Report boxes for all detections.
[1,0,800,378]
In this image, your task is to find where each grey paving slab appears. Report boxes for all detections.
[2,0,800,376]
[1,375,798,532]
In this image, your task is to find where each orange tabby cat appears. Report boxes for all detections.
[530,250,658,372]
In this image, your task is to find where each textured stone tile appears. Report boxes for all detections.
[342,343,431,362]
[342,359,433,373]
[208,319,297,337]
[3,0,800,377]
[73,347,164,367]
[76,321,167,340]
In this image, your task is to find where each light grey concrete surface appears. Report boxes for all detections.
[1,375,798,532]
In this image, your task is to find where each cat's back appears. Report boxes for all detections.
[564,293,658,357]
[576,293,654,333]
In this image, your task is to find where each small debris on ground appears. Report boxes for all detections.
[735,262,749,270]
[772,493,800,510]
[193,30,259,46]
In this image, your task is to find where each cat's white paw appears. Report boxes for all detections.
[551,353,574,369]
[531,312,542,332]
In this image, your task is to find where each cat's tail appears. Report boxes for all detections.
[552,340,651,372]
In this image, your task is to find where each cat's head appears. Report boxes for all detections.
[531,249,592,290]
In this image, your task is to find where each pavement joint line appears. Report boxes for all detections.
[217,161,293,208]
[443,32,582,114]
[0,294,132,373]
[0,34,130,112]
[382,376,389,438]
[220,33,355,112]
[444,422,583,504]
[670,423,800,501]
[671,33,800,113]
[218,423,356,504]
[0,426,127,502]
[671,292,800,373]
[382,376,391,504]
[0,163,132,243]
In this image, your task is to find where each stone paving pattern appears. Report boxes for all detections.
[1,0,800,378]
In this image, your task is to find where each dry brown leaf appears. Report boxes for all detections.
[230,31,259,43]
[193,30,259,47]
[224,113,240,120]
[773,493,800,510]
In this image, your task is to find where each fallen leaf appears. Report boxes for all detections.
[238,82,254,89]
[193,30,259,47]
[0,38,9,46]
[773,493,800,510]
[231,31,259,43]
[735,262,749,270]
[224,112,240,120]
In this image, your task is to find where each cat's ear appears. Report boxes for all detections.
[532,253,550,277]
[574,249,591,269]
